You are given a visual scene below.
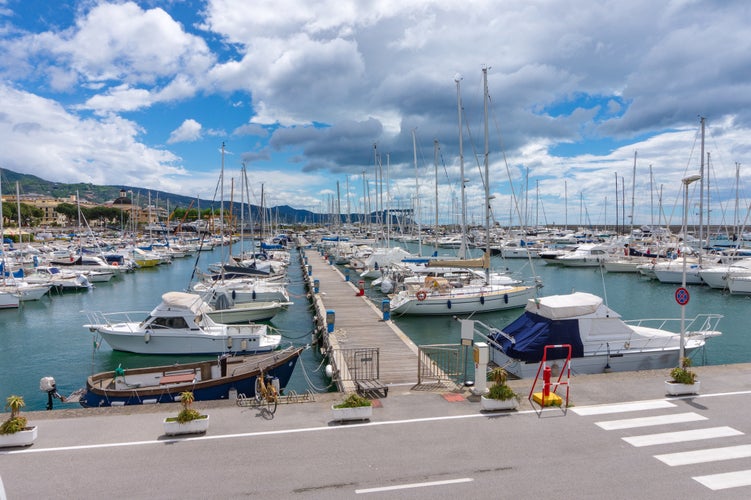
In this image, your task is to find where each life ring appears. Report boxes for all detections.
[416,290,427,301]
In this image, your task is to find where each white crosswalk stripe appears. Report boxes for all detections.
[596,412,706,430]
[575,399,750,491]
[623,426,743,447]
[655,444,751,466]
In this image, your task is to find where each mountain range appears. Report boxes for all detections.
[1,168,321,225]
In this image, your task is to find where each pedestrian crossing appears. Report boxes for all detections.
[572,399,751,491]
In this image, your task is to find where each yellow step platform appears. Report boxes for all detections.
[532,391,563,407]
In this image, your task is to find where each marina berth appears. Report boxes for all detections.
[84,291,282,355]
[474,292,721,379]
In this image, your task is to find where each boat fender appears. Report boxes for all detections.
[144,331,151,343]
[480,295,485,305]
[447,300,452,309]
[232,289,236,300]
[504,294,508,304]
[325,364,333,378]
[252,290,257,300]
[416,290,427,301]
[240,339,248,351]
[227,336,233,349]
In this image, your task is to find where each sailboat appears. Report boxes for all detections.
[389,69,538,316]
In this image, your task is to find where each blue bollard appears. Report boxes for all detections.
[307,264,312,276]
[381,299,391,321]
[314,279,320,294]
[326,309,335,333]
[345,270,350,282]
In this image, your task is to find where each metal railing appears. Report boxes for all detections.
[328,347,380,390]
[417,344,465,386]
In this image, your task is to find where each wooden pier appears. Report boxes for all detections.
[300,247,419,394]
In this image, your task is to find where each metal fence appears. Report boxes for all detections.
[328,347,380,389]
[417,344,466,386]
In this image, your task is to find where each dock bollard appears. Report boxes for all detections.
[357,280,365,296]
[326,310,335,333]
[381,299,390,321]
[314,279,320,294]
[328,255,334,265]
[307,264,312,276]
[345,270,350,282]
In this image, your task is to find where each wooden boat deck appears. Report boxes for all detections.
[308,256,419,389]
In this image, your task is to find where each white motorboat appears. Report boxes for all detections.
[469,292,722,379]
[555,243,610,267]
[84,291,282,355]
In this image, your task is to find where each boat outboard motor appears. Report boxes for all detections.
[40,376,64,410]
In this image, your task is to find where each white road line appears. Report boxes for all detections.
[623,426,743,447]
[355,478,473,494]
[693,470,751,490]
[656,444,751,466]
[596,412,707,430]
[572,400,676,416]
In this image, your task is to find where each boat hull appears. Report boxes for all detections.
[390,286,536,315]
[79,347,302,407]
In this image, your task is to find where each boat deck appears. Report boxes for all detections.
[305,251,419,390]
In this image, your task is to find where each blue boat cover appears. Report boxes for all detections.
[491,311,584,362]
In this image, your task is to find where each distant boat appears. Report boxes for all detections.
[84,291,281,355]
[473,292,722,379]
[72,345,304,407]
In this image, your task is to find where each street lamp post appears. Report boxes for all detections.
[679,174,702,362]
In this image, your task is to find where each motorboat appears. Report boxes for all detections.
[70,345,304,407]
[468,292,721,379]
[84,291,282,354]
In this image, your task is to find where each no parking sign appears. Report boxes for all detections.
[675,287,690,305]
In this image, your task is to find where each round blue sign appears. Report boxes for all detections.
[675,287,690,305]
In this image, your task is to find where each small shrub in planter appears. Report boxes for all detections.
[163,391,209,436]
[669,357,697,385]
[0,395,37,447]
[333,393,372,409]
[481,368,519,411]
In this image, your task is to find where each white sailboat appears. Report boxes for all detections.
[389,69,538,316]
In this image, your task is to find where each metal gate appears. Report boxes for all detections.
[328,347,380,389]
[417,344,465,386]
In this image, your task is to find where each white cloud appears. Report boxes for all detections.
[168,119,203,144]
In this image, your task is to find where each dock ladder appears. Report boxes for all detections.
[528,344,571,417]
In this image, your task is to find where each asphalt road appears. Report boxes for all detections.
[2,364,751,499]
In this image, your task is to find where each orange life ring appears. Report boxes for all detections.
[416,290,427,301]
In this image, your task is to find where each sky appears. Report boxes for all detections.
[1,0,750,229]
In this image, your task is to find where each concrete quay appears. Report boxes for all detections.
[4,362,751,499]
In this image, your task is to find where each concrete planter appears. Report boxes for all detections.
[665,380,700,396]
[480,395,519,411]
[163,415,210,436]
[330,404,372,422]
[0,426,37,448]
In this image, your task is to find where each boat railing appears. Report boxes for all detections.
[624,313,723,336]
[84,310,150,328]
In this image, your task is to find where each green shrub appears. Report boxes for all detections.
[1,395,27,434]
[669,357,696,385]
[334,393,372,408]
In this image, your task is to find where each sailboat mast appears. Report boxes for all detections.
[630,151,636,232]
[698,116,705,246]
[483,66,491,280]
[434,139,440,252]
[412,128,422,256]
[455,73,467,259]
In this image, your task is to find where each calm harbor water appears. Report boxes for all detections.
[373,244,750,372]
[2,240,748,412]
[0,244,328,412]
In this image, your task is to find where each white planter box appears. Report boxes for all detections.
[163,415,210,436]
[665,380,701,396]
[0,426,37,448]
[331,404,372,422]
[480,396,519,411]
